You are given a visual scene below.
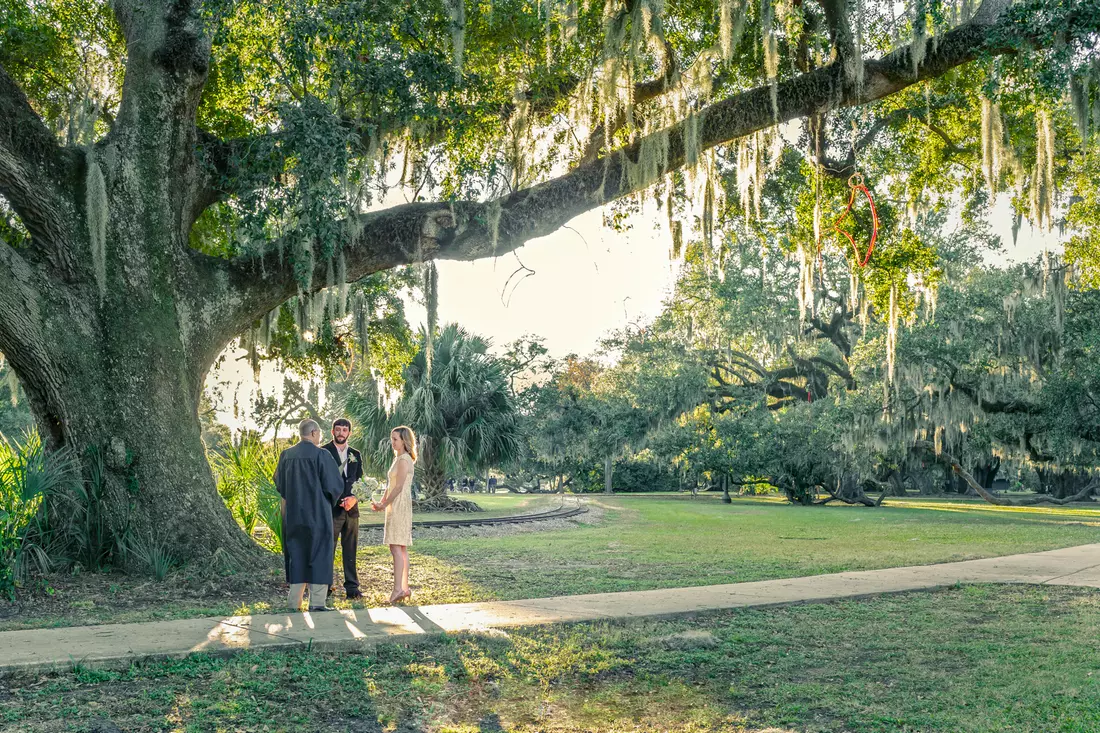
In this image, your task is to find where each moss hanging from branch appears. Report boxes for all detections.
[851,0,867,91]
[666,180,683,260]
[620,127,670,192]
[561,0,580,45]
[352,290,371,359]
[796,239,814,322]
[980,96,1005,194]
[508,86,532,190]
[886,280,899,388]
[1031,109,1055,230]
[911,0,928,76]
[1069,66,1094,142]
[424,261,439,379]
[761,0,779,120]
[683,110,702,169]
[719,0,747,61]
[336,249,348,319]
[736,129,779,222]
[85,147,108,301]
[260,310,275,349]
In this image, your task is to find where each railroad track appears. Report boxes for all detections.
[387,499,589,529]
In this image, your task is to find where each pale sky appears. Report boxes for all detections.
[403,205,676,358]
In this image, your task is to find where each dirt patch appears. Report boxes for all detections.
[1,556,287,632]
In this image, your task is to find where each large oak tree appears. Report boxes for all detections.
[0,0,1096,560]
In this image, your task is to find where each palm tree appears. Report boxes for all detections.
[347,324,522,509]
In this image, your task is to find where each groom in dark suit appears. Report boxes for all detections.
[323,418,364,599]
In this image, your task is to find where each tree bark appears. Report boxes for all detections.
[415,436,447,505]
[0,3,256,564]
[604,455,614,495]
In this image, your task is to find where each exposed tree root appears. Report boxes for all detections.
[914,441,1097,506]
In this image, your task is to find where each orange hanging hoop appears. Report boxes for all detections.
[833,172,879,268]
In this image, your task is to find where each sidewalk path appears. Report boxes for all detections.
[4,543,1100,674]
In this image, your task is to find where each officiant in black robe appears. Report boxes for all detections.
[275,419,343,611]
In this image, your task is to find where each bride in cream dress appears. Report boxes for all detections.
[371,425,416,604]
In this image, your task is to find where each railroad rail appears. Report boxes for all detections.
[364,499,588,530]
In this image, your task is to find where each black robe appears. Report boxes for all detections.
[274,440,343,584]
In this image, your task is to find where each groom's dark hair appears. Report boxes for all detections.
[333,418,352,430]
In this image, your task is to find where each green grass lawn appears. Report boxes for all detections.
[4,584,1099,732]
[403,495,1100,601]
[3,495,1099,631]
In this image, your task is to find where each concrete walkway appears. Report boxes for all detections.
[3,543,1100,674]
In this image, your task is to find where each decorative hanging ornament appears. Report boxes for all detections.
[833,172,879,267]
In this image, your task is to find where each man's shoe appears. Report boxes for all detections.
[346,591,364,600]
[307,605,334,612]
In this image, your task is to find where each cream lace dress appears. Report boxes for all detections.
[383,453,414,546]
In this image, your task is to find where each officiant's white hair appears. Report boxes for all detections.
[299,419,320,437]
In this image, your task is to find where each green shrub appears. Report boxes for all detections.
[0,432,80,599]
[211,438,283,552]
[121,531,178,581]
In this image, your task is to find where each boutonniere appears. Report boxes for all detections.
[348,454,358,463]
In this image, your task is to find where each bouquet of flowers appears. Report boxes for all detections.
[357,476,385,505]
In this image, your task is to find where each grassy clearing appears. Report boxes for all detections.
[406,496,1100,601]
[3,584,1099,732]
[3,495,1099,631]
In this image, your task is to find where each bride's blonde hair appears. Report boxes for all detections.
[391,425,417,461]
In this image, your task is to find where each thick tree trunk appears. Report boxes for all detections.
[972,458,1000,491]
[884,471,908,497]
[0,8,258,565]
[29,349,256,563]
[415,437,447,504]
[1037,467,1092,500]
[412,437,480,510]
[604,455,614,494]
[4,197,256,563]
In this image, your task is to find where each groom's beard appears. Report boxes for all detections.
[334,435,348,445]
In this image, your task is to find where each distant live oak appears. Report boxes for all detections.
[0,0,1098,566]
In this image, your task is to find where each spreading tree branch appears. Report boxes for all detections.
[201,0,1099,360]
[810,355,856,389]
[0,63,78,275]
[817,0,858,73]
[806,305,853,357]
[950,378,1041,415]
[814,104,971,179]
[915,441,1097,506]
